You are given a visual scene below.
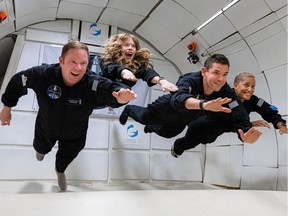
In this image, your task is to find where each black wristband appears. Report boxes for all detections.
[199,99,207,110]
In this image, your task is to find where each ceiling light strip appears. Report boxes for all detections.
[193,0,240,34]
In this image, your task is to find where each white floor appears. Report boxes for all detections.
[0,180,287,216]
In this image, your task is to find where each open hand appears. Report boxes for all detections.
[203,97,232,113]
[121,69,138,82]
[238,127,262,144]
[251,120,270,128]
[112,88,137,104]
[0,106,12,126]
[159,79,178,92]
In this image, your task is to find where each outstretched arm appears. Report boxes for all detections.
[252,120,271,128]
[238,127,262,144]
[185,97,232,113]
[112,88,137,104]
[252,120,288,135]
[0,106,12,126]
[152,76,178,92]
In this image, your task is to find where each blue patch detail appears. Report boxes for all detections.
[269,105,278,111]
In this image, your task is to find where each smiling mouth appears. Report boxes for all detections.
[214,82,223,87]
[71,72,80,76]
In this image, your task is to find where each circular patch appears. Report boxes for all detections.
[47,85,62,99]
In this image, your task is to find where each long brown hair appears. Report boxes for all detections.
[102,33,153,73]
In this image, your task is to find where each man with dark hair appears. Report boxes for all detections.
[119,54,262,157]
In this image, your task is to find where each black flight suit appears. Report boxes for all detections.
[1,64,128,172]
[121,72,252,144]
[172,89,286,156]
[99,58,159,88]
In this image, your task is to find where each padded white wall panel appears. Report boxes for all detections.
[225,0,272,31]
[207,32,242,53]
[71,20,80,40]
[26,28,69,45]
[277,166,287,191]
[246,21,286,71]
[208,133,230,147]
[66,150,108,181]
[12,42,40,111]
[65,0,108,7]
[107,0,157,16]
[239,13,278,38]
[230,132,243,145]
[0,22,15,40]
[110,151,150,180]
[99,8,144,31]
[243,127,278,167]
[136,18,181,54]
[264,0,287,11]
[264,65,287,115]
[253,73,271,103]
[153,59,180,85]
[14,0,58,18]
[0,147,57,179]
[16,42,40,71]
[278,6,287,32]
[241,166,278,190]
[197,14,236,47]
[226,146,243,188]
[175,0,228,22]
[0,146,109,181]
[204,146,229,186]
[277,117,288,166]
[151,151,202,181]
[29,20,72,33]
[150,127,189,150]
[0,111,36,145]
[203,145,243,188]
[85,119,109,149]
[150,0,199,38]
[15,8,57,31]
[127,79,150,107]
[210,38,261,84]
[57,1,101,22]
[110,120,150,150]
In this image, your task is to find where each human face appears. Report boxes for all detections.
[59,48,89,87]
[202,63,229,95]
[234,76,255,102]
[121,37,136,62]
